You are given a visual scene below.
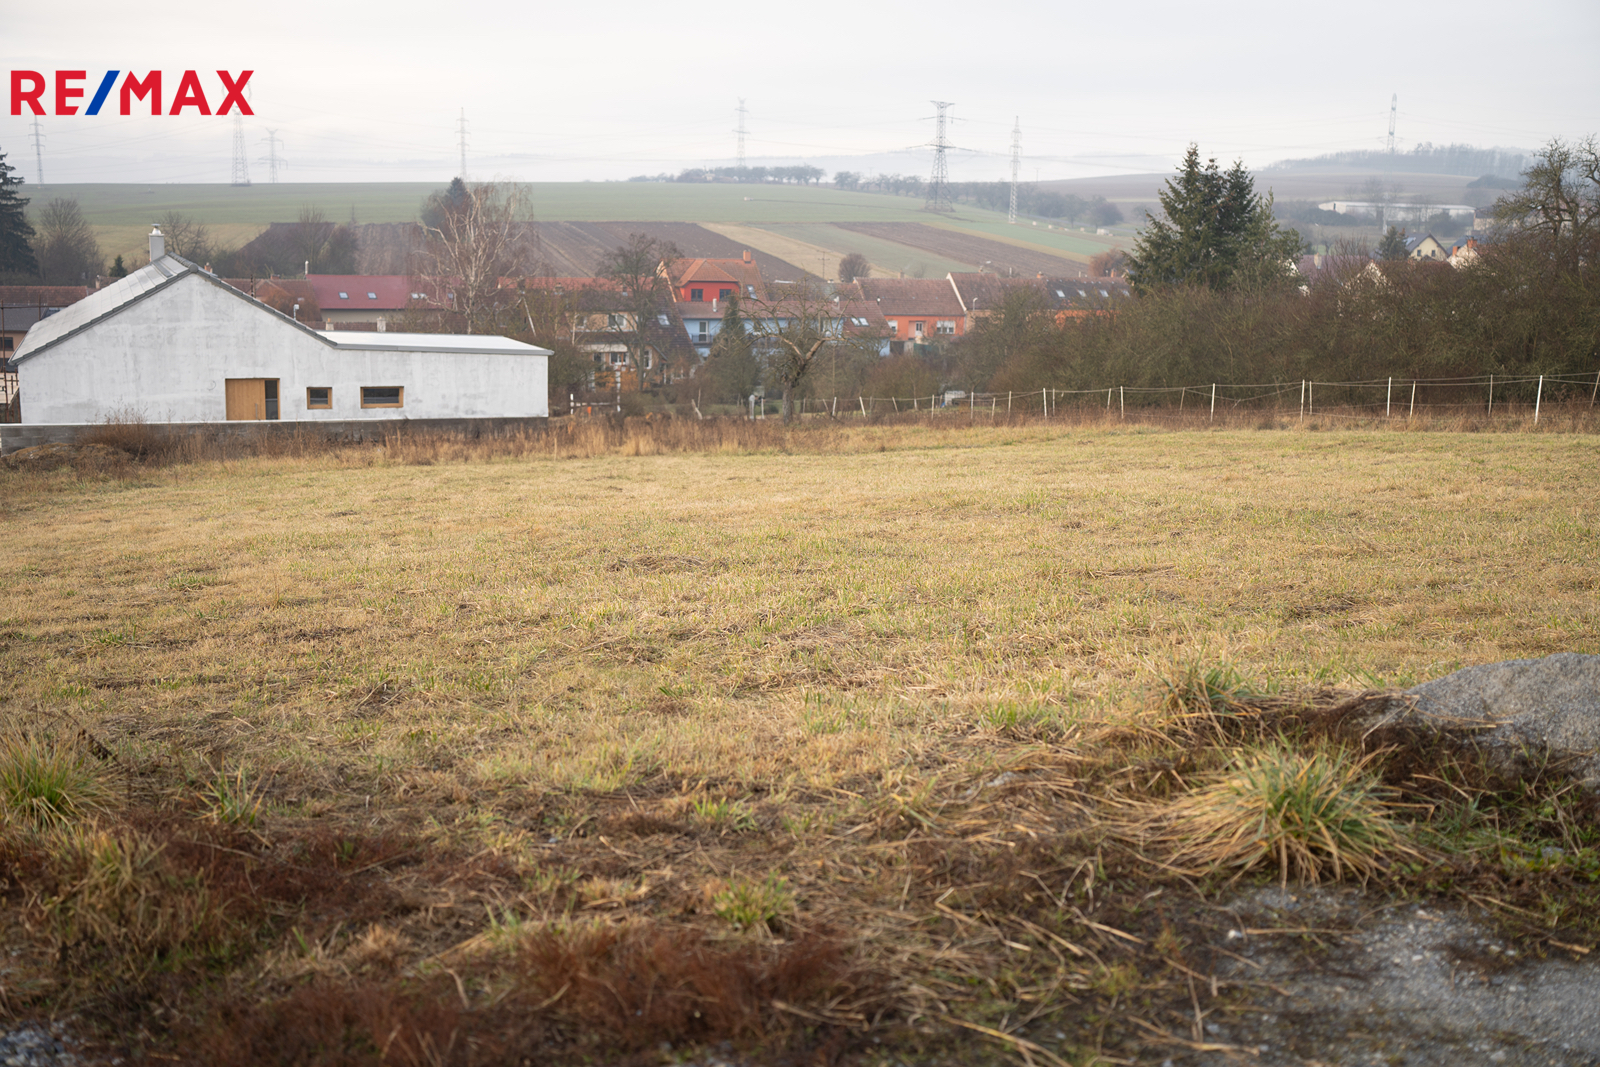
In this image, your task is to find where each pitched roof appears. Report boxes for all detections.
[14,256,549,365]
[946,273,1043,313]
[306,275,415,311]
[0,285,91,307]
[831,282,890,334]
[668,256,765,301]
[854,277,964,317]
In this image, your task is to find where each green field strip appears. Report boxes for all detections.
[932,217,1124,259]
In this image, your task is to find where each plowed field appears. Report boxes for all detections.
[837,221,1090,276]
[534,222,804,279]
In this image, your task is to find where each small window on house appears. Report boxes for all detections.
[690,288,704,302]
[338,291,349,300]
[696,322,711,342]
[886,319,897,334]
[719,288,733,300]
[1099,289,1109,298]
[361,386,404,408]
[747,285,755,297]
[912,321,926,335]
[0,337,12,352]
[306,386,332,409]
[607,313,625,329]
[367,292,378,300]
[850,316,869,327]
[1055,289,1066,298]
[936,320,955,335]
[657,314,669,326]
[610,352,626,365]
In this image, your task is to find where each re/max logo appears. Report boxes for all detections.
[9,70,253,116]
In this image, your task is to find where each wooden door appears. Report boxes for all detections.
[225,378,267,421]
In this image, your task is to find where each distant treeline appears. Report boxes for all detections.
[1268,143,1528,178]
[629,165,827,185]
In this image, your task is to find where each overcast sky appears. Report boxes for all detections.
[4,0,1597,186]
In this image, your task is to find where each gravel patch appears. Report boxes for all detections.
[1199,887,1600,1066]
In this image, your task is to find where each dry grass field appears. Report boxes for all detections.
[1,420,1597,1065]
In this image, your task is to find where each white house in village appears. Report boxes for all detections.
[12,229,549,426]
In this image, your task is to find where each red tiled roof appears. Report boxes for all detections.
[668,257,765,300]
[854,277,964,317]
[306,275,415,311]
[0,285,90,307]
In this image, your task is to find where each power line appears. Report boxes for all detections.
[1387,93,1398,158]
[230,114,251,186]
[260,129,284,183]
[457,108,469,180]
[926,100,954,214]
[29,118,44,187]
[1008,116,1021,224]
[735,98,748,168]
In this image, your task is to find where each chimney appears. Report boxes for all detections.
[149,225,165,261]
[742,249,752,264]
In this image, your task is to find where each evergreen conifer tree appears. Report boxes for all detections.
[110,254,128,278]
[1377,225,1410,261]
[0,149,40,279]
[1126,145,1304,294]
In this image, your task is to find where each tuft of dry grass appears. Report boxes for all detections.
[1127,742,1416,886]
[0,731,108,830]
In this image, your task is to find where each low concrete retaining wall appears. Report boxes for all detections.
[0,417,550,455]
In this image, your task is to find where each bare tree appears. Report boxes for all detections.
[837,252,869,282]
[33,198,102,283]
[157,211,212,262]
[744,277,858,423]
[418,181,537,334]
[594,233,681,385]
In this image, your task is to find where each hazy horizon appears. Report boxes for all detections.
[4,0,1596,188]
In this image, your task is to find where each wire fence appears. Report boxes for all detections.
[760,372,1600,427]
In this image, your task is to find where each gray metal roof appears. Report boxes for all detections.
[318,331,550,356]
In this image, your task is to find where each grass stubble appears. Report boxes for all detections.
[0,418,1596,1065]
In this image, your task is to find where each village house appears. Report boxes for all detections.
[853,278,967,349]
[306,274,423,331]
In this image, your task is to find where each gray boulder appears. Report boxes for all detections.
[1382,654,1600,786]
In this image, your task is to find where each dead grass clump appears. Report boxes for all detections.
[517,922,873,1051]
[191,978,466,1067]
[77,410,181,462]
[1131,742,1414,887]
[0,731,109,830]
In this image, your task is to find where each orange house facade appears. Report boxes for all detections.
[854,278,966,343]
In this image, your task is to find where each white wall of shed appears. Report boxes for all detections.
[17,274,547,423]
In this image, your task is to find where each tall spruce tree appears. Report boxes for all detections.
[0,149,40,280]
[1126,145,1304,294]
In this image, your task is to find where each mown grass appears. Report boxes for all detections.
[0,420,1596,1064]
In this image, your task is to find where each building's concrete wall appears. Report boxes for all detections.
[17,274,547,424]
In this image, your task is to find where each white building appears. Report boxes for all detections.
[12,230,549,426]
[1316,201,1476,225]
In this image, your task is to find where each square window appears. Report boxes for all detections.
[306,386,332,409]
[936,320,955,335]
[338,291,349,299]
[360,386,404,408]
[690,288,704,302]
[0,337,12,352]
[368,292,378,300]
[719,288,733,300]
[657,313,670,326]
